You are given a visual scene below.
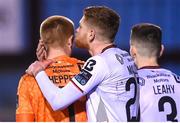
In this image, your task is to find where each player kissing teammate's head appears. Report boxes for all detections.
[75,6,120,49]
[84,6,120,42]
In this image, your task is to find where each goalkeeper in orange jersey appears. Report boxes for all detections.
[16,15,87,122]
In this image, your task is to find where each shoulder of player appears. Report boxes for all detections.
[162,68,180,77]
[18,74,36,89]
[137,69,151,81]
[57,56,85,64]
[137,69,149,74]
[84,55,108,70]
[137,68,180,83]
[73,58,85,64]
[86,55,105,63]
[166,69,180,81]
[21,73,36,81]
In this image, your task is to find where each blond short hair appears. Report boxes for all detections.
[40,15,74,47]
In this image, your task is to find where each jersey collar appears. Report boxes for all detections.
[101,44,117,53]
[52,55,70,62]
[138,66,161,70]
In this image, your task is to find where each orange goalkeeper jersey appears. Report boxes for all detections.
[16,56,87,122]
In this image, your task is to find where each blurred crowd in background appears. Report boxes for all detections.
[0,0,180,121]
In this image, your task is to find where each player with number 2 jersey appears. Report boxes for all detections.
[72,47,139,121]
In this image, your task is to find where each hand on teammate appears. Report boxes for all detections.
[26,60,53,76]
[36,40,47,61]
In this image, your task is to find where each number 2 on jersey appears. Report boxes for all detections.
[125,77,140,122]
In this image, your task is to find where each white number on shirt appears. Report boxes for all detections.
[84,59,96,71]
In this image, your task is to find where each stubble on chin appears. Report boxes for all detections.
[75,35,88,49]
[74,39,83,48]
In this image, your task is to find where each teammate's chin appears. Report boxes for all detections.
[75,39,87,49]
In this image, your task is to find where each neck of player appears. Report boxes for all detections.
[136,56,159,69]
[88,40,114,56]
[47,47,70,59]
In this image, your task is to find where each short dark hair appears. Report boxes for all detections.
[131,23,162,57]
[83,6,120,42]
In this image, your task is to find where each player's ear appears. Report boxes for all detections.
[159,44,164,57]
[67,35,74,48]
[88,29,95,43]
[130,45,137,59]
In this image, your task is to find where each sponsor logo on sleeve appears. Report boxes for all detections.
[74,69,92,86]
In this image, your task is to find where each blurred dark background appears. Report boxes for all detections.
[0,0,180,121]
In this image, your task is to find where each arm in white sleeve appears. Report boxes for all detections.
[35,71,84,111]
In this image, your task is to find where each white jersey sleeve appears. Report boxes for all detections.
[71,56,108,94]
[35,71,84,111]
[34,56,107,111]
